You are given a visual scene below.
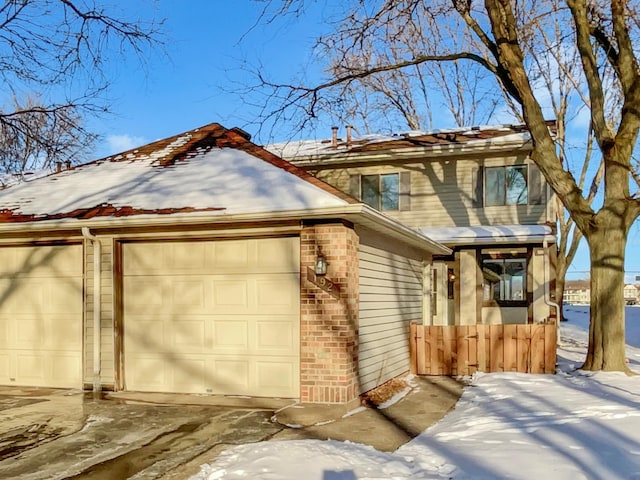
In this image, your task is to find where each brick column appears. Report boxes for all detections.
[300,222,359,403]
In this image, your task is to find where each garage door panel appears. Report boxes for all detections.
[256,238,300,271]
[0,353,9,377]
[123,238,300,397]
[128,356,166,391]
[210,358,250,394]
[211,281,249,310]
[16,319,43,347]
[123,277,165,311]
[255,359,298,397]
[50,354,82,384]
[0,321,7,347]
[210,241,250,270]
[256,278,298,311]
[256,320,296,352]
[49,279,83,313]
[172,320,206,349]
[16,353,44,380]
[126,319,164,353]
[172,280,206,310]
[50,315,83,349]
[124,243,166,274]
[211,320,248,349]
[0,244,82,389]
[171,358,206,392]
[171,242,206,270]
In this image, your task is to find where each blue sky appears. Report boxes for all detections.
[89,1,329,157]
[87,1,639,282]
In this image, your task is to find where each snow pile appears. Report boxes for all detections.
[191,317,640,480]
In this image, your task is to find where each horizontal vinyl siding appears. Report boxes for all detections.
[314,155,547,228]
[358,243,423,393]
[84,237,115,386]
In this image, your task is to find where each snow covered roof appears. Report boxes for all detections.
[0,121,450,255]
[417,224,555,246]
[267,121,557,162]
[0,122,358,223]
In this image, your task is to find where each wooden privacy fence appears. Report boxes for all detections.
[409,323,557,376]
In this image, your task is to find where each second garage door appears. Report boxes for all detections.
[122,237,300,397]
[0,244,83,388]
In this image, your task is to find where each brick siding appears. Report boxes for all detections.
[300,222,360,403]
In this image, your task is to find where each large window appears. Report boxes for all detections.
[482,256,527,304]
[361,173,399,211]
[485,166,528,206]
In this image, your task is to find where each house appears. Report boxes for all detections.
[624,284,640,305]
[563,288,591,305]
[268,123,559,328]
[0,122,450,405]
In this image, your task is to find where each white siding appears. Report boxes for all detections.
[358,237,425,393]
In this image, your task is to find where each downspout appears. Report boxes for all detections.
[543,239,560,322]
[82,227,101,394]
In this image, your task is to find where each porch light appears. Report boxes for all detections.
[315,248,328,276]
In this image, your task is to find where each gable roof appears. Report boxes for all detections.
[0,122,357,223]
[0,121,450,255]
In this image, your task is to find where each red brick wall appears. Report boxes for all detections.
[300,222,360,403]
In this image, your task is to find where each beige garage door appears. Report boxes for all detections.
[123,237,300,397]
[0,244,83,388]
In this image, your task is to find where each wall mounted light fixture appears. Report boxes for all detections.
[315,247,328,276]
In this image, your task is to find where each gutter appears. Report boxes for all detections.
[81,227,101,395]
[0,204,452,256]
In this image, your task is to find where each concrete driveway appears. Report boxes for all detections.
[0,377,462,479]
[0,387,286,480]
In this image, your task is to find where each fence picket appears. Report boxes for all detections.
[409,323,557,376]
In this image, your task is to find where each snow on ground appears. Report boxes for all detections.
[191,310,640,480]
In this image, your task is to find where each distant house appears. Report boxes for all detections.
[563,288,590,305]
[269,123,559,328]
[624,284,640,305]
[0,122,449,404]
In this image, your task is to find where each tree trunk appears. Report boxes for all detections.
[582,224,629,372]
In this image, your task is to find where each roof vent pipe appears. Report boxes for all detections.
[65,160,72,170]
[56,162,62,173]
[346,125,353,147]
[331,126,339,148]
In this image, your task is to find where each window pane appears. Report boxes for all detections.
[506,166,528,205]
[380,174,399,210]
[485,167,505,206]
[361,175,380,209]
[504,258,526,300]
[482,257,527,302]
[482,259,503,301]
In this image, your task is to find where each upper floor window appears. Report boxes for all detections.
[485,166,528,206]
[362,173,399,210]
[350,172,411,211]
[472,163,543,207]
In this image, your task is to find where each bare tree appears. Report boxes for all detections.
[253,0,640,372]
[0,96,98,182]
[0,0,163,175]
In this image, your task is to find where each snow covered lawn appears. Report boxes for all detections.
[191,318,640,480]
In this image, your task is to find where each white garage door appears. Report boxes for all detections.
[0,244,83,388]
[123,237,300,397]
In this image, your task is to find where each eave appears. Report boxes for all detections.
[0,204,451,256]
